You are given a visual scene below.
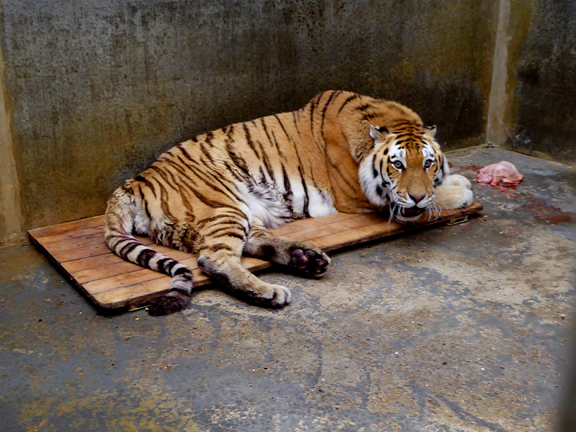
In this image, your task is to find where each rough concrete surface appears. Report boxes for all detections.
[507,0,576,162]
[0,0,498,234]
[1,147,575,431]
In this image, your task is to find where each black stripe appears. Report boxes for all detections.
[274,114,291,142]
[320,90,340,143]
[150,172,175,219]
[226,142,252,180]
[372,155,379,178]
[292,111,303,141]
[201,167,245,203]
[165,259,178,274]
[177,144,195,162]
[143,198,152,220]
[174,267,192,276]
[156,257,171,275]
[225,162,245,182]
[135,175,158,199]
[243,123,260,158]
[206,223,247,238]
[197,243,234,252]
[258,166,267,184]
[137,249,157,267]
[259,142,275,183]
[199,142,215,164]
[337,94,360,116]
[309,96,317,143]
[281,163,292,196]
[298,165,310,217]
[119,242,139,258]
[171,155,240,203]
[260,118,275,149]
[111,236,133,249]
[197,214,242,230]
[204,131,214,147]
[188,186,233,209]
[262,118,285,158]
[226,124,235,140]
[211,231,245,240]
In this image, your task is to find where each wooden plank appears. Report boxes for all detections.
[92,268,201,308]
[29,202,483,311]
[38,226,105,244]
[281,214,381,241]
[83,256,269,298]
[51,242,116,262]
[84,269,169,295]
[28,215,104,239]
[271,212,363,236]
[62,248,193,273]
[93,258,273,309]
[40,232,111,253]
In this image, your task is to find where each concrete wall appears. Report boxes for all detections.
[508,0,576,162]
[0,0,500,244]
[4,0,574,244]
[486,0,576,163]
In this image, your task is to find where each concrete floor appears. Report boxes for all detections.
[1,148,575,431]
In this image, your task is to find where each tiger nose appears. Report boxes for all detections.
[409,194,425,204]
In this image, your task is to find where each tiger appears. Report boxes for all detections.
[104,90,473,316]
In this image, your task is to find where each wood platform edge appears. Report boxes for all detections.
[28,202,483,311]
[28,231,107,310]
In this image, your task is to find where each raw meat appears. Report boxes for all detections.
[476,161,524,186]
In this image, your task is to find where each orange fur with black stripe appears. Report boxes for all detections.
[104,90,472,315]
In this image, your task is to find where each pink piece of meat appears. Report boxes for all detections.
[476,161,524,186]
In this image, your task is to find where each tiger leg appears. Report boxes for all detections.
[196,219,292,307]
[434,174,473,209]
[243,221,331,278]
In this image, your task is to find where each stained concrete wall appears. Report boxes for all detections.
[0,0,500,244]
[508,0,576,162]
[488,0,576,163]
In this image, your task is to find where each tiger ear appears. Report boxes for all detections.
[424,125,437,137]
[369,125,388,144]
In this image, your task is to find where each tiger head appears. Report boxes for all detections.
[358,123,449,223]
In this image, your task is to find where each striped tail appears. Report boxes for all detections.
[104,185,193,316]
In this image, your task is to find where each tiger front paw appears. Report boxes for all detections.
[434,185,474,210]
[443,174,472,189]
[251,283,292,307]
[290,247,330,278]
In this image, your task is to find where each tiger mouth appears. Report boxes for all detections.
[399,206,425,218]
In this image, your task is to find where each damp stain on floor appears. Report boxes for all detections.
[0,148,575,431]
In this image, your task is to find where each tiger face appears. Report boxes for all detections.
[358,123,449,223]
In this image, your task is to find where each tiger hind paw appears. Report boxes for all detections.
[290,248,330,278]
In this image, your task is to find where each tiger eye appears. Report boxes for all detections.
[393,161,403,170]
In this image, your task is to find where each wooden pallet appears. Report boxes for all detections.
[29,203,482,310]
